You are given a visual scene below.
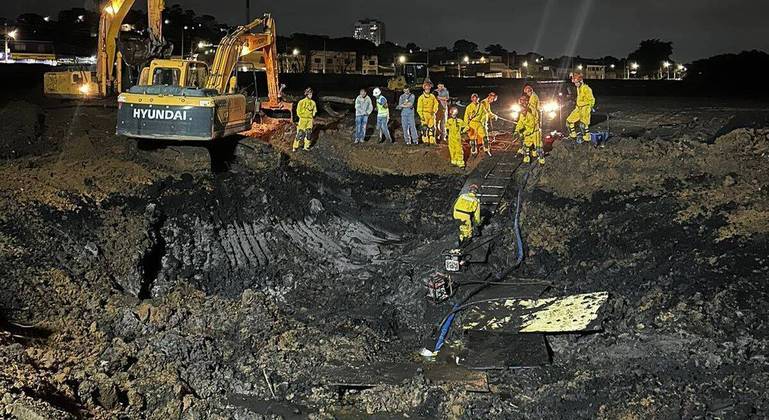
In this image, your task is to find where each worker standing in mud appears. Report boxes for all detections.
[397,87,419,145]
[515,95,545,165]
[453,184,482,244]
[523,84,540,121]
[417,81,439,144]
[446,107,468,169]
[435,83,451,142]
[479,92,499,157]
[463,94,483,157]
[293,88,317,152]
[373,88,393,143]
[567,73,596,144]
[354,88,373,144]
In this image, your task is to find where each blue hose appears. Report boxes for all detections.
[432,165,532,353]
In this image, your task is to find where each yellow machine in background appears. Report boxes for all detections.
[117,14,290,141]
[44,0,166,98]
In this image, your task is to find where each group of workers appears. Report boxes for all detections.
[452,73,596,244]
[294,72,596,176]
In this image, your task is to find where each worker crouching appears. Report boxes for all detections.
[515,95,545,165]
[453,184,482,244]
[446,107,468,169]
[294,87,317,151]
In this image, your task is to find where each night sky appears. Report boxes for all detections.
[2,0,767,61]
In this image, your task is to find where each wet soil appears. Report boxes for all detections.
[1,96,768,418]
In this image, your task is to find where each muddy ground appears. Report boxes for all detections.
[1,94,768,419]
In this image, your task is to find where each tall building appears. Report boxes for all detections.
[353,19,385,46]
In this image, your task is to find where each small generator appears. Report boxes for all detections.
[425,272,455,304]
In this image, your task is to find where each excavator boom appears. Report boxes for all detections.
[206,15,286,112]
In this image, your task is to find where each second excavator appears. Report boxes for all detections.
[116,14,290,141]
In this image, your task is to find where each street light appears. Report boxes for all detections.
[3,25,17,63]
[164,19,171,24]
[292,48,300,56]
[577,64,583,70]
[398,55,406,64]
[522,60,528,67]
[181,26,189,59]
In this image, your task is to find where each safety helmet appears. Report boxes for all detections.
[571,72,584,83]
[450,106,459,117]
[468,184,480,193]
[304,87,313,96]
[470,93,479,101]
[487,92,498,101]
[422,81,433,90]
[373,87,382,96]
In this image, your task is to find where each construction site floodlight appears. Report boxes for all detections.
[631,62,639,70]
[463,56,469,63]
[292,48,300,56]
[523,61,528,68]
[663,61,671,68]
[8,30,18,39]
[398,55,406,64]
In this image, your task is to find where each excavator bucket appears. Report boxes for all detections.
[260,100,293,120]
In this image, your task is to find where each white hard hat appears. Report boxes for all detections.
[373,88,381,96]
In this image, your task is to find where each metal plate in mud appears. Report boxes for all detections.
[315,361,420,387]
[460,331,550,369]
[461,292,609,333]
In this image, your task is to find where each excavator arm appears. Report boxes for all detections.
[98,0,135,96]
[205,15,288,113]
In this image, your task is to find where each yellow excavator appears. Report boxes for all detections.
[116,14,290,141]
[43,0,166,98]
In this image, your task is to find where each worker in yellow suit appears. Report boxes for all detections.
[463,94,483,157]
[417,81,439,144]
[446,107,468,169]
[523,83,540,123]
[566,73,595,144]
[478,92,499,157]
[515,95,544,165]
[453,184,482,243]
[294,87,317,151]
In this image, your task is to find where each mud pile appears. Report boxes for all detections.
[0,101,46,159]
[1,98,769,418]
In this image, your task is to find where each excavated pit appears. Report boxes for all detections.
[1,95,769,418]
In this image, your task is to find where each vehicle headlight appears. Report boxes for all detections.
[543,101,559,113]
[78,84,92,95]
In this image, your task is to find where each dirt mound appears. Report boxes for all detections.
[0,101,46,159]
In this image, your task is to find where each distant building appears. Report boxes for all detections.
[309,51,357,74]
[440,55,516,78]
[278,54,306,73]
[584,64,606,80]
[361,55,379,75]
[353,19,385,46]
